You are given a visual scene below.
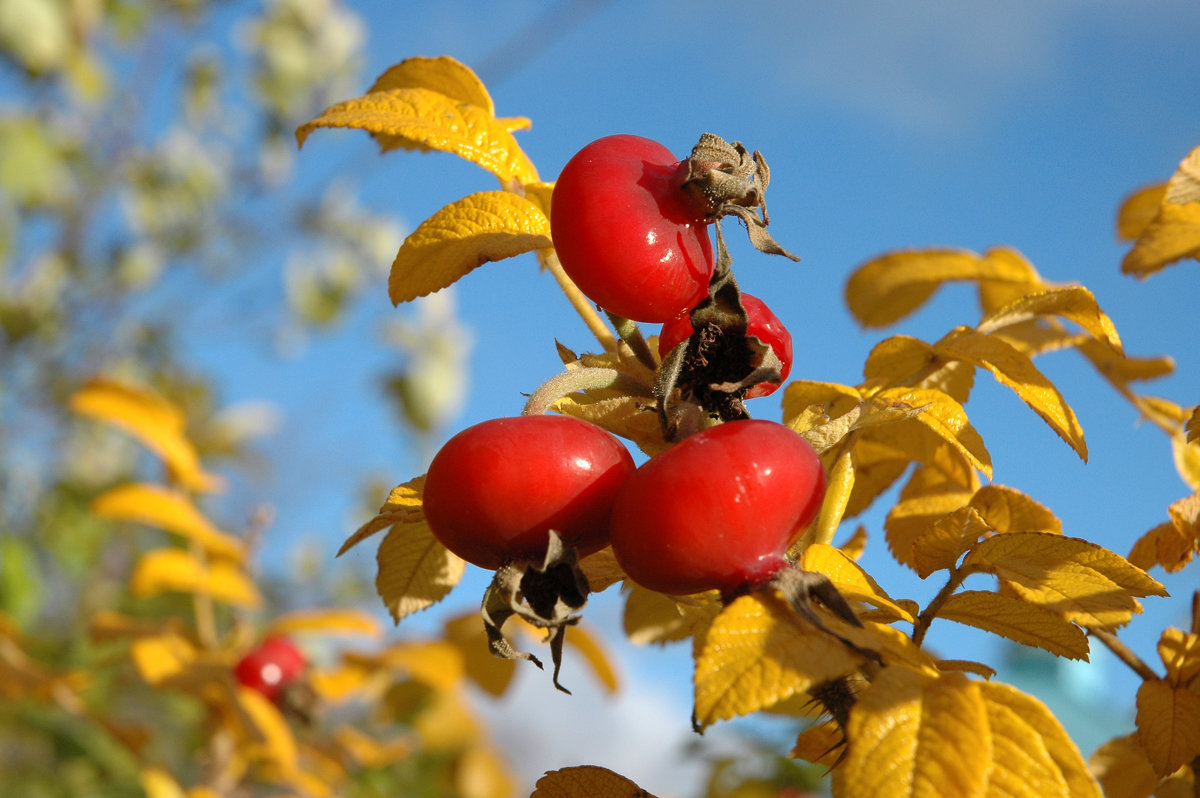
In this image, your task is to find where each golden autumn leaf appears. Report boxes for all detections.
[975,285,1123,354]
[840,667,990,798]
[693,593,867,729]
[980,693,1070,798]
[623,585,722,646]
[876,386,992,478]
[130,548,261,608]
[961,532,1166,630]
[1088,733,1161,798]
[368,55,500,120]
[936,659,997,679]
[130,632,198,685]
[339,475,426,557]
[862,335,975,403]
[1117,183,1169,240]
[454,746,517,798]
[531,765,658,798]
[377,639,465,691]
[442,611,517,698]
[935,327,1088,461]
[69,378,222,493]
[375,520,466,622]
[1135,678,1200,777]
[1077,339,1174,392]
[935,590,1090,660]
[791,719,845,767]
[577,547,626,593]
[140,768,187,798]
[801,544,915,623]
[885,465,978,570]
[1158,628,1200,687]
[978,680,1101,798]
[912,505,991,577]
[1187,405,1200,444]
[1172,433,1200,492]
[969,484,1062,535]
[561,620,620,695]
[265,608,383,639]
[92,483,244,560]
[845,248,1036,328]
[805,449,855,548]
[1121,202,1200,278]
[1165,144,1200,205]
[781,380,863,427]
[552,392,667,457]
[234,685,299,776]
[388,191,551,305]
[296,87,538,184]
[1128,520,1196,573]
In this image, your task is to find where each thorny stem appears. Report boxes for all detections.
[539,250,616,350]
[605,311,658,371]
[1090,627,1160,682]
[522,367,652,416]
[912,565,971,647]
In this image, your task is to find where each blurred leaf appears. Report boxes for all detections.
[234,685,299,776]
[976,285,1123,353]
[1158,628,1200,687]
[388,191,550,305]
[1172,434,1200,491]
[1121,202,1200,278]
[378,640,464,691]
[375,519,465,623]
[130,547,261,607]
[140,767,186,798]
[577,547,626,593]
[623,586,721,646]
[1165,144,1200,205]
[0,535,43,626]
[1135,678,1200,777]
[69,378,223,493]
[265,608,383,639]
[562,621,620,694]
[339,475,426,556]
[92,483,244,560]
[531,765,659,798]
[935,591,1089,660]
[297,87,538,184]
[1128,520,1196,574]
[1117,183,1169,240]
[130,632,198,686]
[961,532,1166,630]
[443,611,517,697]
[333,725,413,768]
[453,745,516,798]
[1089,733,1160,798]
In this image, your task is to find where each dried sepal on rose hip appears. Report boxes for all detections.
[609,419,878,661]
[421,414,635,692]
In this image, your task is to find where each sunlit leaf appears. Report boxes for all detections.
[1172,435,1200,491]
[969,484,1062,535]
[912,505,991,577]
[531,765,659,798]
[623,586,721,646]
[936,591,1090,660]
[131,632,199,685]
[378,640,464,691]
[693,592,867,729]
[961,532,1166,630]
[841,667,989,798]
[552,391,667,457]
[265,609,383,639]
[781,380,862,430]
[1117,183,1168,240]
[562,621,620,694]
[375,520,466,622]
[862,335,974,402]
[978,680,1100,798]
[885,465,977,570]
[454,745,517,798]
[1121,202,1200,278]
[980,693,1069,798]
[140,768,186,798]
[368,55,497,118]
[388,191,550,305]
[297,86,538,183]
[976,285,1123,354]
[411,689,481,750]
[1165,145,1200,205]
[235,685,299,776]
[92,483,243,560]
[790,719,845,767]
[935,327,1088,461]
[308,662,373,704]
[1135,678,1200,777]
[806,449,855,547]
[1128,520,1195,574]
[442,611,517,697]
[876,386,992,477]
[845,248,1036,327]
[333,725,413,769]
[339,476,425,556]
[69,378,222,492]
[577,547,626,593]
[936,659,997,679]
[801,544,914,623]
[1077,340,1174,390]
[130,548,261,607]
[1088,733,1160,798]
[1158,628,1200,688]
[1188,405,1200,444]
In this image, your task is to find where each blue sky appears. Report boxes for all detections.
[184,1,1200,790]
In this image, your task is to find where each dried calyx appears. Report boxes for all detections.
[480,530,590,694]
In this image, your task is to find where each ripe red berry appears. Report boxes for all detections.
[610,419,826,596]
[551,135,715,322]
[234,637,307,702]
[657,292,793,398]
[422,415,636,570]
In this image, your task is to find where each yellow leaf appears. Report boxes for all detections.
[375,521,466,622]
[863,335,974,402]
[914,505,993,577]
[69,378,221,493]
[1168,492,1200,546]
[841,667,990,798]
[791,719,845,767]
[334,724,413,768]
[1117,183,1169,240]
[975,247,1047,313]
[969,485,1062,535]
[979,680,1100,798]
[1158,628,1200,688]
[935,327,1088,461]
[781,380,862,428]
[840,525,868,560]
[845,248,1035,327]
[693,593,866,728]
[92,483,244,560]
[936,659,997,679]
[308,662,373,704]
[623,585,722,646]
[442,611,517,697]
[1122,202,1200,278]
[962,532,1167,629]
[1165,145,1200,206]
[981,694,1069,798]
[140,768,186,798]
[1188,405,1200,444]
[1128,521,1196,574]
[1089,733,1160,798]
[876,386,992,478]
[936,591,1090,660]
[577,547,626,593]
[976,286,1123,354]
[454,746,517,798]
[412,688,481,750]
[368,55,498,118]
[235,685,299,775]
[806,449,855,548]
[1077,340,1174,389]
[379,640,465,691]
[563,621,620,695]
[265,609,383,639]
[1172,436,1200,491]
[130,632,198,685]
[531,765,659,798]
[388,191,551,305]
[1135,678,1200,777]
[885,465,978,570]
[551,392,668,458]
[339,476,426,557]
[130,548,261,608]
[801,544,915,623]
[297,87,538,184]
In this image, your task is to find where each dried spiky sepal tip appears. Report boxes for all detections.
[479,530,591,694]
[770,565,882,664]
[682,132,801,261]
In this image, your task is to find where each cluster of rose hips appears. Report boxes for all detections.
[422,134,855,688]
